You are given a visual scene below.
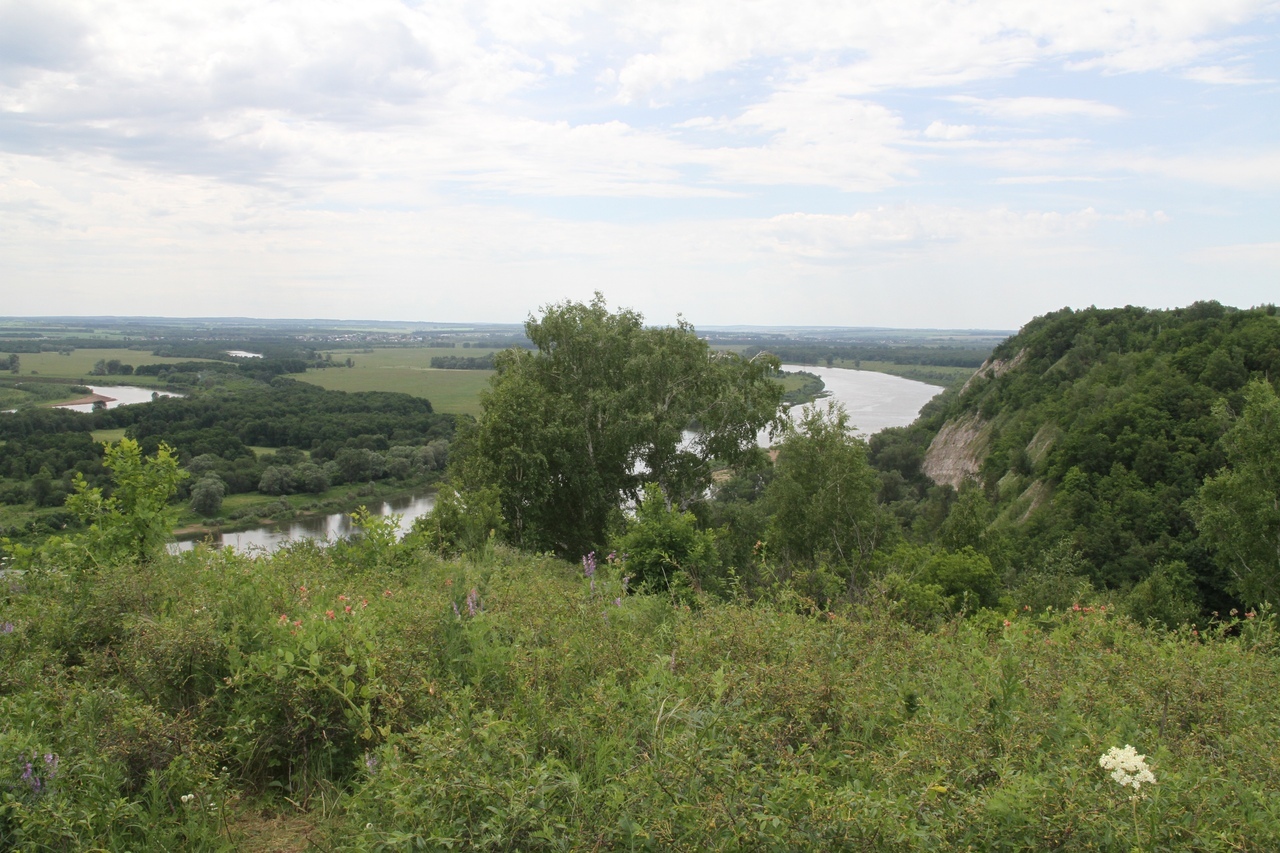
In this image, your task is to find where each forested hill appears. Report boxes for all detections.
[870,301,1280,612]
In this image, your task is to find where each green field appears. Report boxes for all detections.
[4,348,216,383]
[289,347,503,416]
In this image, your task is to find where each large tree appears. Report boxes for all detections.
[1193,379,1280,605]
[454,294,783,556]
[764,402,893,583]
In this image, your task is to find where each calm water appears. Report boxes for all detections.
[171,492,437,554]
[57,385,181,412]
[780,364,942,437]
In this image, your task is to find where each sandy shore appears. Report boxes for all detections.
[54,392,117,408]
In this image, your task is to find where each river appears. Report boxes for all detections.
[780,364,941,437]
[171,492,437,554]
[172,367,943,555]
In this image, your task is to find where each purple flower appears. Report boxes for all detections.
[465,587,481,617]
[621,575,631,593]
[614,597,622,607]
[0,622,13,634]
[364,752,378,773]
[582,552,596,578]
[43,754,57,778]
[451,601,461,618]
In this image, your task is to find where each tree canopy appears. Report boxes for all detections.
[455,294,783,556]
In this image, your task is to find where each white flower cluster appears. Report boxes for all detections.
[1099,745,1156,792]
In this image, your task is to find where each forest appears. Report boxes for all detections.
[1,299,1279,850]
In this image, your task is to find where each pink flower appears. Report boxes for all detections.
[278,614,289,624]
[1003,620,1011,628]
[325,610,336,620]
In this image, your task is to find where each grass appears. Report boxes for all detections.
[91,428,128,444]
[3,538,1279,851]
[7,348,216,383]
[289,348,500,416]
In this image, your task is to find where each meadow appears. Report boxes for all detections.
[13,349,217,384]
[2,532,1278,851]
[288,348,503,416]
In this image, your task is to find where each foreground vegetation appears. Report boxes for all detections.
[3,528,1279,850]
[5,302,1280,849]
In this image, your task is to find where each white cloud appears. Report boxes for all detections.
[996,175,1105,184]
[950,96,1125,120]
[1183,64,1275,84]
[924,121,976,140]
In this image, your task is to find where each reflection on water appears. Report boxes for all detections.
[171,492,437,555]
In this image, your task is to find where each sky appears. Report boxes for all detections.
[1,0,1278,330]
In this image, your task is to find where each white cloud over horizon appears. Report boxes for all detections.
[1,0,1277,329]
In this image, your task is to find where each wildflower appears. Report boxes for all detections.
[582,552,596,578]
[181,793,196,805]
[364,752,379,773]
[614,597,622,607]
[0,622,13,634]
[607,551,617,564]
[1003,620,1011,628]
[466,587,481,617]
[1072,603,1081,612]
[344,605,352,614]
[337,594,348,602]
[622,575,631,593]
[325,610,336,620]
[451,601,461,618]
[1099,745,1156,793]
[1231,608,1239,617]
[383,589,393,597]
[293,620,302,628]
[1247,610,1256,619]
[278,614,289,624]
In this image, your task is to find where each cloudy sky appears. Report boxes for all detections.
[1,0,1277,329]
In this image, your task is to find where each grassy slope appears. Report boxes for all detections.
[2,541,1278,851]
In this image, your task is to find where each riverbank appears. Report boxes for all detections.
[53,392,117,408]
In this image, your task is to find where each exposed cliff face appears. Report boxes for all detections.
[921,411,992,489]
[959,347,1027,395]
[922,348,1030,489]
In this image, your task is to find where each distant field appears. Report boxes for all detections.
[292,349,898,417]
[91,428,128,443]
[289,347,501,416]
[833,360,977,388]
[7,349,216,383]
